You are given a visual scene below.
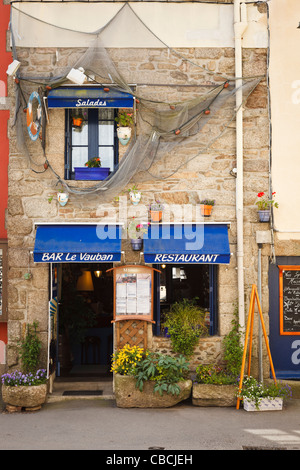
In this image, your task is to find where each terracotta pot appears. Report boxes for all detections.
[200,204,213,217]
[72,117,83,128]
[150,210,163,223]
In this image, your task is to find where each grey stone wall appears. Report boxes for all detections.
[6,44,271,373]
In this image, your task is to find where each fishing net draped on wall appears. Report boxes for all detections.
[10,2,263,201]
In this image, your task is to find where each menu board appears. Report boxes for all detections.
[110,265,156,322]
[279,266,300,335]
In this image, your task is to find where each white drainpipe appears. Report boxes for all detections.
[234,1,248,332]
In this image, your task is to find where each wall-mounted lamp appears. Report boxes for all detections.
[76,269,94,291]
[6,60,21,76]
[94,270,102,278]
[66,67,87,85]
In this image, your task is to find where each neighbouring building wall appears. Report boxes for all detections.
[6,1,271,376]
[0,0,11,375]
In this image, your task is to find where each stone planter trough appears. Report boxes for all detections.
[2,384,48,411]
[114,374,192,408]
[192,383,237,407]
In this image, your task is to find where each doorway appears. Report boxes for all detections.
[57,263,114,380]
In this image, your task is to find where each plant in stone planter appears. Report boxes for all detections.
[134,351,190,396]
[1,322,48,411]
[255,191,278,222]
[192,308,243,407]
[237,375,292,411]
[200,199,215,217]
[163,298,208,358]
[112,345,192,407]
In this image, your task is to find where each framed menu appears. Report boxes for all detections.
[108,265,159,322]
[279,265,300,335]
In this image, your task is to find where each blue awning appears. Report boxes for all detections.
[33,224,122,263]
[47,87,134,108]
[143,223,230,264]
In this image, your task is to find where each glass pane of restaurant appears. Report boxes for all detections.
[158,264,211,335]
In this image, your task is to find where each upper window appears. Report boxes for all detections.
[65,108,118,180]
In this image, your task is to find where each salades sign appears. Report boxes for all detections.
[47,87,134,109]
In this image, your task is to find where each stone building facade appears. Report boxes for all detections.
[4,0,283,387]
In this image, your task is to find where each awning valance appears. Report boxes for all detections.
[33,224,122,263]
[143,223,230,264]
[47,87,134,108]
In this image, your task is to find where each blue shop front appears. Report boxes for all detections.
[33,222,231,380]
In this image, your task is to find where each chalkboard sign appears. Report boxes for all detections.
[279,266,300,335]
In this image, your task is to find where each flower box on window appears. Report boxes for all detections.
[74,167,110,181]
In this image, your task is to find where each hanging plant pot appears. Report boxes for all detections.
[258,210,270,222]
[117,127,132,145]
[129,191,141,205]
[57,192,69,207]
[200,204,213,217]
[74,167,110,181]
[130,238,143,251]
[150,210,163,223]
[72,117,83,128]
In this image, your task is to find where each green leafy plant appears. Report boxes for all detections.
[85,157,101,168]
[255,191,278,210]
[18,321,42,374]
[194,307,243,385]
[222,308,244,377]
[115,109,134,127]
[238,376,292,409]
[163,299,208,358]
[195,364,237,385]
[127,217,149,240]
[134,352,189,396]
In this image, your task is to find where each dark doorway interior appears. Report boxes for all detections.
[58,263,113,378]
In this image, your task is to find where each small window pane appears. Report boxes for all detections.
[99,122,114,145]
[99,147,114,171]
[72,123,88,145]
[72,147,89,170]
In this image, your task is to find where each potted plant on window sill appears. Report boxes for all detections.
[1,321,48,412]
[255,191,278,222]
[115,109,134,145]
[163,298,208,358]
[74,157,110,181]
[200,199,215,217]
[127,217,148,251]
[149,201,164,223]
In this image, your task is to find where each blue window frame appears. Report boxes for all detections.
[65,108,119,180]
